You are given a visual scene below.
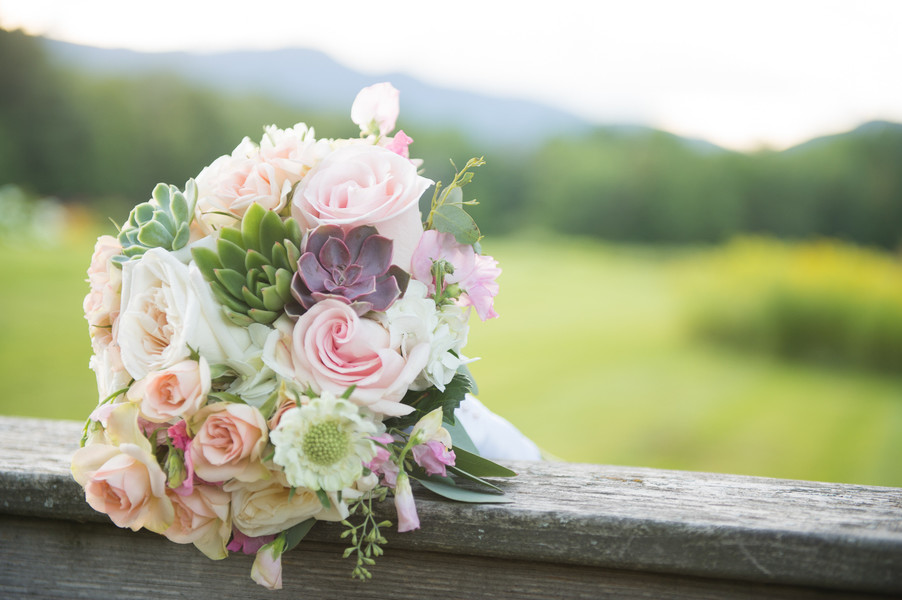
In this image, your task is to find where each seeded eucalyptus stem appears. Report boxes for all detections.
[340,486,391,580]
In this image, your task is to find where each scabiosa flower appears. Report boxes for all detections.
[270,390,381,492]
[291,225,406,315]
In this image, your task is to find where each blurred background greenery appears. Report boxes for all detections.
[1,27,900,487]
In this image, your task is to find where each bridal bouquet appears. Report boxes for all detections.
[72,83,519,589]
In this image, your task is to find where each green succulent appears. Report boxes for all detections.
[192,203,303,326]
[114,180,198,265]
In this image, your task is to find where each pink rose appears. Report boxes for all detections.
[72,443,174,534]
[189,403,269,483]
[411,230,501,320]
[164,484,231,560]
[290,144,433,271]
[127,358,211,423]
[266,299,428,417]
[351,82,400,137]
[84,235,123,346]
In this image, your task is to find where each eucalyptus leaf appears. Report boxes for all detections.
[413,476,511,503]
[282,518,316,552]
[452,447,517,478]
[433,204,480,245]
[445,419,479,455]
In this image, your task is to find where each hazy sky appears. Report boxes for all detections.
[3,0,901,151]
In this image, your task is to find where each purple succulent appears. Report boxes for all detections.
[290,225,408,315]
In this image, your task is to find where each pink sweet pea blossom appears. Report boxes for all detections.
[227,530,277,555]
[383,130,413,158]
[410,230,501,320]
[412,440,456,477]
[251,541,283,590]
[351,82,400,137]
[394,472,419,532]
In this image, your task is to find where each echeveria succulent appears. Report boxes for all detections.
[291,225,407,315]
[115,180,197,264]
[192,203,303,326]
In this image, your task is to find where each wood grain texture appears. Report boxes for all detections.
[1,415,901,598]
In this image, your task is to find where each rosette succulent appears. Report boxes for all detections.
[291,225,407,315]
[192,203,303,326]
[114,180,197,264]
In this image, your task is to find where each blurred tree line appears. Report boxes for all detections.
[2,27,900,248]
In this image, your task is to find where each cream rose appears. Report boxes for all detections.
[263,301,428,417]
[127,358,211,423]
[225,473,336,538]
[290,144,433,271]
[194,137,288,234]
[116,248,255,381]
[189,402,269,483]
[84,235,123,342]
[164,484,231,560]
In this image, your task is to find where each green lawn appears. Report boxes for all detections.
[2,231,900,487]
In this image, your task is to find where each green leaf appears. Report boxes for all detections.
[241,203,265,251]
[259,209,285,255]
[445,418,479,455]
[282,518,316,552]
[241,285,266,310]
[447,465,504,493]
[452,447,517,478]
[172,223,190,250]
[248,307,279,324]
[208,391,246,404]
[191,247,223,279]
[261,284,283,312]
[217,238,248,273]
[245,248,269,272]
[384,372,472,431]
[413,476,510,503]
[433,204,480,245]
[137,221,173,248]
[213,268,246,299]
[316,489,332,510]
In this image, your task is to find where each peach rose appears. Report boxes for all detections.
[189,403,269,483]
[290,144,432,271]
[84,235,123,339]
[71,403,174,534]
[127,358,211,423]
[164,484,231,560]
[263,301,429,417]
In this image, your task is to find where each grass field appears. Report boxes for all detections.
[2,229,900,487]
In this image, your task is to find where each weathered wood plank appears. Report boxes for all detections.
[1,415,901,598]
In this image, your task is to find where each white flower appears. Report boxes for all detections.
[116,248,259,381]
[382,279,473,391]
[270,391,381,492]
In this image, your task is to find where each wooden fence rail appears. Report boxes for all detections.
[1,415,900,599]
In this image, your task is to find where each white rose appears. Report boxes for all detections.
[382,280,472,391]
[116,248,256,381]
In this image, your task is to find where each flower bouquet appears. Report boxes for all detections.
[73,83,534,589]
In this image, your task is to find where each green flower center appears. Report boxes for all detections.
[303,421,349,466]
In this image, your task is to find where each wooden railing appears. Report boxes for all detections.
[1,415,900,599]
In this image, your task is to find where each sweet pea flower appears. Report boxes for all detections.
[227,530,276,555]
[251,540,283,590]
[394,471,419,532]
[351,82,400,137]
[382,130,413,159]
[410,230,501,321]
[412,440,456,477]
